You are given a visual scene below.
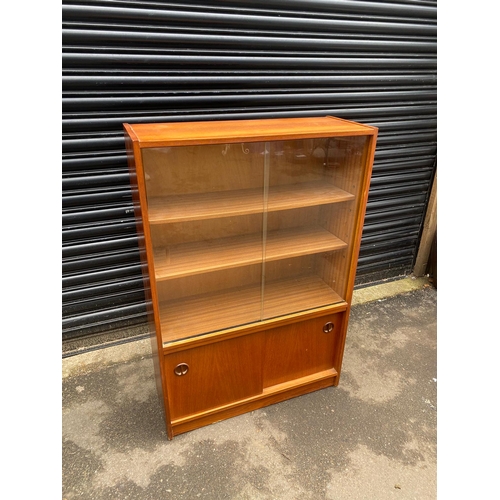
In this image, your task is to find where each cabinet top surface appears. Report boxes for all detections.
[124,116,377,147]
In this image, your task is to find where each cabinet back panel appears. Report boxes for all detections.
[156,265,262,301]
[150,213,263,247]
[325,136,368,195]
[142,144,264,198]
[269,139,325,186]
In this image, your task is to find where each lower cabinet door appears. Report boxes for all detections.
[262,313,343,388]
[164,333,263,420]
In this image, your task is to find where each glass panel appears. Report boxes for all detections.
[140,134,370,343]
[262,136,369,319]
[141,142,266,343]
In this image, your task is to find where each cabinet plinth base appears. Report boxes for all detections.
[170,369,338,437]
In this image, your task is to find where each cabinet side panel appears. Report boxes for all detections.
[332,132,378,385]
[124,127,173,437]
[343,132,378,306]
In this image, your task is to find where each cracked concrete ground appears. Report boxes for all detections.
[62,278,437,500]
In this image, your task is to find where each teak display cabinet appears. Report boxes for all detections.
[124,116,378,439]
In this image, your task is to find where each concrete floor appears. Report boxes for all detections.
[62,276,437,499]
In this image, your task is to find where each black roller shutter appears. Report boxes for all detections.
[62,0,437,349]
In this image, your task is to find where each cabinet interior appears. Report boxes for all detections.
[140,136,368,344]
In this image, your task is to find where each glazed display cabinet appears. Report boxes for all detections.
[124,116,378,439]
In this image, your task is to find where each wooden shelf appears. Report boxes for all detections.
[160,275,344,344]
[153,226,347,280]
[147,181,354,224]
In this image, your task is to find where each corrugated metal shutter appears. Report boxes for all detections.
[62,0,437,349]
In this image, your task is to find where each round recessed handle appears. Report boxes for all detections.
[323,322,334,333]
[174,363,189,376]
